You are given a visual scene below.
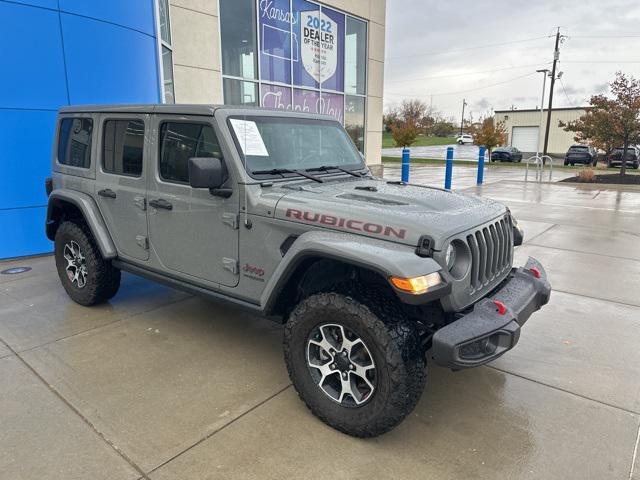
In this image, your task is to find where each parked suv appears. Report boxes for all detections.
[456,134,474,145]
[491,146,523,163]
[564,145,598,166]
[45,105,551,437]
[607,147,640,169]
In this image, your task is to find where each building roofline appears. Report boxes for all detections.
[494,106,590,114]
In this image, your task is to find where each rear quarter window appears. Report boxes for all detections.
[58,118,93,168]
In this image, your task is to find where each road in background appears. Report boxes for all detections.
[382,143,481,161]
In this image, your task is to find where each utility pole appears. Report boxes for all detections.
[543,27,566,157]
[460,98,467,135]
[536,69,550,159]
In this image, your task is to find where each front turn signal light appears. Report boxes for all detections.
[390,272,443,295]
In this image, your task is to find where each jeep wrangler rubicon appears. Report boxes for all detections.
[45,105,551,437]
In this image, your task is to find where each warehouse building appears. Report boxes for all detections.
[0,0,386,259]
[494,107,588,158]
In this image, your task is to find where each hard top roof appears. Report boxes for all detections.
[58,104,335,121]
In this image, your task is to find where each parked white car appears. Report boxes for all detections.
[456,134,474,145]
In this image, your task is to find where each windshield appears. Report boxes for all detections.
[227,116,365,178]
[569,146,589,152]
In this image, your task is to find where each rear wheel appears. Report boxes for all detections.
[284,291,426,437]
[54,221,121,306]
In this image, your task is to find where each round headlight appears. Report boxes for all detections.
[446,240,472,280]
[445,243,456,269]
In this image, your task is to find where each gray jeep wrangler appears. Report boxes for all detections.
[45,105,551,437]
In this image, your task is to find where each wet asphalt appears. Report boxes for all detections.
[0,164,639,479]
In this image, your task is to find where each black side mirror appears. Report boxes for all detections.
[188,157,225,189]
[188,157,232,198]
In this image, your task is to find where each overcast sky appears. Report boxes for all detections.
[384,0,640,122]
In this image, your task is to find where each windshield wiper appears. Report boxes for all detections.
[306,165,364,178]
[251,168,323,183]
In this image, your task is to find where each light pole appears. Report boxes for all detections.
[460,98,467,136]
[535,69,550,159]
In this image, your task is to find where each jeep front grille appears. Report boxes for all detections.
[466,215,513,293]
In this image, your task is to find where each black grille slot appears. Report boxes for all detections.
[467,215,514,292]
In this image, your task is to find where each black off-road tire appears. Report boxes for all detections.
[284,290,427,437]
[54,221,121,306]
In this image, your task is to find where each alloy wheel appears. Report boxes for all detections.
[306,323,377,407]
[63,240,87,288]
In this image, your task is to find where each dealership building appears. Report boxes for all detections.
[0,0,386,259]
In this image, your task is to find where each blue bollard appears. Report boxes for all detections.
[445,146,454,190]
[477,146,486,185]
[401,148,410,183]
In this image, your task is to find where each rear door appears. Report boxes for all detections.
[95,114,149,261]
[146,115,240,287]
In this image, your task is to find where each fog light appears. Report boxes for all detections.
[459,334,499,360]
[390,272,443,295]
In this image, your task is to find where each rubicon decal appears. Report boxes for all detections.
[285,209,407,240]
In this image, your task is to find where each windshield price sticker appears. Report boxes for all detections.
[230,119,269,156]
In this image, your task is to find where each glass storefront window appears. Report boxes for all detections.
[345,17,366,95]
[159,0,171,44]
[223,78,259,106]
[258,0,292,84]
[220,1,367,133]
[318,7,344,93]
[261,84,293,110]
[292,0,320,89]
[320,92,344,124]
[161,46,175,103]
[293,88,320,115]
[345,95,365,152]
[220,0,258,79]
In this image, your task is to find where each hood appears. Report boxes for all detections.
[272,177,507,250]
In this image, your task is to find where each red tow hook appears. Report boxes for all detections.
[493,300,507,315]
[529,267,541,279]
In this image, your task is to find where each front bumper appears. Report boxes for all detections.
[431,257,551,369]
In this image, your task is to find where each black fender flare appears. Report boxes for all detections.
[261,230,445,314]
[46,190,117,259]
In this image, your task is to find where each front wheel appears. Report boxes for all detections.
[54,221,121,306]
[284,291,426,437]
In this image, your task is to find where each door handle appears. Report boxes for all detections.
[149,198,173,210]
[98,188,116,199]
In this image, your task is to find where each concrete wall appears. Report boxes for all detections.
[168,0,386,167]
[495,108,587,157]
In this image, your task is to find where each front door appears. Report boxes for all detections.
[95,114,149,261]
[147,116,240,287]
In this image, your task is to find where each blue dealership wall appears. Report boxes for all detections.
[0,0,161,259]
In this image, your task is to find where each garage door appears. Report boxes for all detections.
[512,126,539,152]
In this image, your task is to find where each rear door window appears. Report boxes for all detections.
[102,119,145,176]
[58,118,93,168]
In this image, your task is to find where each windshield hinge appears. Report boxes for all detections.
[222,212,239,230]
[222,257,239,275]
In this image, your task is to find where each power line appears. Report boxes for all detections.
[559,77,575,107]
[385,62,551,84]
[385,71,538,98]
[570,34,640,38]
[385,35,550,61]
[561,60,640,64]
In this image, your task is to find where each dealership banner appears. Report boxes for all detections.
[258,0,345,122]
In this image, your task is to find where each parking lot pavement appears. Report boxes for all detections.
[1,168,640,479]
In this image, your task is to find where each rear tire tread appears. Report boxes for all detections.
[54,221,121,306]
